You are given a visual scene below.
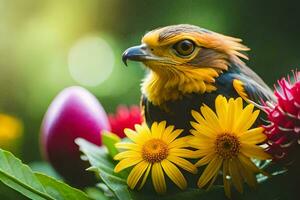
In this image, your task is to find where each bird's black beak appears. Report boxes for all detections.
[122,45,149,66]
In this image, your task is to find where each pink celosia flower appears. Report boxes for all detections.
[263,71,300,163]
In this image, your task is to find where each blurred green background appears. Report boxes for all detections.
[0,0,299,163]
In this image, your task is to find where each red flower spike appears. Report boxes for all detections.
[263,70,300,164]
[108,105,143,138]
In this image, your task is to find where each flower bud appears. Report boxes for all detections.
[41,86,110,187]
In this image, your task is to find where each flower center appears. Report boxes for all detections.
[215,133,240,159]
[142,139,168,163]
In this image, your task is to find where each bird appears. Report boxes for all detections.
[122,24,275,132]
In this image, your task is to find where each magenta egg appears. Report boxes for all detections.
[41,86,110,187]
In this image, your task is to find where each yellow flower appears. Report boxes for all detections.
[114,121,197,194]
[189,95,271,198]
[0,114,23,148]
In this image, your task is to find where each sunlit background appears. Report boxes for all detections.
[0,0,299,163]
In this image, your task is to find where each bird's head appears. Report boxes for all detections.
[122,24,250,105]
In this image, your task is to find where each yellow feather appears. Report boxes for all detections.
[142,67,219,106]
[233,79,249,101]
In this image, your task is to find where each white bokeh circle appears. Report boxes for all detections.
[68,36,114,87]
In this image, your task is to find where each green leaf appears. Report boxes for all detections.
[85,187,109,200]
[102,131,121,158]
[30,162,62,180]
[36,173,91,200]
[0,150,53,200]
[99,171,131,200]
[0,181,28,200]
[0,149,91,200]
[76,138,116,176]
[76,138,131,200]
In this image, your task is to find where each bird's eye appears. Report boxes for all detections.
[173,40,195,56]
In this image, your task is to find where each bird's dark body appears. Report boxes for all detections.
[142,92,234,133]
[142,62,271,132]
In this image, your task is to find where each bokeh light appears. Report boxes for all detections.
[68,36,115,87]
[0,114,23,153]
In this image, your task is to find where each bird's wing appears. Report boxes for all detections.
[232,75,275,104]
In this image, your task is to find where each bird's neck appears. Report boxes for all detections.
[141,67,221,106]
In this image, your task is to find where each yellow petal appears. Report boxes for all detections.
[151,122,159,137]
[151,163,166,194]
[164,129,183,144]
[239,127,266,144]
[161,159,187,190]
[215,95,228,126]
[168,137,190,149]
[236,159,257,188]
[225,98,236,132]
[190,122,217,138]
[191,110,220,132]
[238,154,261,173]
[243,168,257,188]
[206,167,220,189]
[193,149,214,158]
[115,142,141,151]
[191,110,204,124]
[195,153,215,167]
[197,157,222,188]
[114,157,143,173]
[231,97,244,132]
[114,151,139,160]
[228,158,243,193]
[135,123,145,133]
[188,137,214,150]
[240,143,272,160]
[161,125,175,141]
[233,104,255,133]
[169,148,198,159]
[124,129,141,143]
[201,105,222,131]
[222,159,231,198]
[238,110,260,133]
[156,121,167,138]
[233,97,243,122]
[168,155,198,174]
[138,163,152,190]
[127,161,149,189]
[136,123,151,137]
[151,121,166,139]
